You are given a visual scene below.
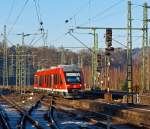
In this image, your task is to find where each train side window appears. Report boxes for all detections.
[41,76,43,85]
[56,74,59,84]
[59,75,63,84]
[46,75,49,87]
[56,74,58,84]
[51,74,54,86]
[41,76,44,86]
[39,76,42,86]
[49,75,52,87]
[43,75,46,84]
[54,74,60,85]
[47,75,49,86]
[54,74,57,85]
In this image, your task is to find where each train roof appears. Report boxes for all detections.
[57,64,81,72]
[36,64,81,72]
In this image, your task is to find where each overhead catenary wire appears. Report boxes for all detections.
[131,3,144,7]
[7,0,29,36]
[33,0,48,47]
[31,35,43,46]
[67,31,94,53]
[79,0,125,27]
[49,33,66,45]
[28,35,37,46]
[33,0,44,34]
[65,0,95,27]
[67,0,94,22]
[5,0,15,24]
[33,0,42,24]
[6,39,14,46]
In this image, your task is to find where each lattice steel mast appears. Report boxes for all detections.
[3,25,8,87]
[92,29,98,88]
[142,2,149,92]
[127,1,133,93]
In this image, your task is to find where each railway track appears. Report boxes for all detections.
[0,92,149,129]
[0,94,58,129]
[53,104,147,129]
[51,96,150,129]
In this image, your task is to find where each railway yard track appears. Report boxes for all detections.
[0,92,149,129]
[52,97,148,129]
[0,93,58,129]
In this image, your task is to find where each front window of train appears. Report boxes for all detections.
[65,72,81,84]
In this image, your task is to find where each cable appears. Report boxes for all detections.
[88,0,92,26]
[65,0,94,26]
[5,0,15,24]
[7,0,29,36]
[49,33,66,44]
[31,36,43,46]
[67,31,94,53]
[6,39,14,46]
[33,0,42,24]
[28,35,37,46]
[33,0,44,32]
[33,0,47,47]
[132,3,144,7]
[79,0,124,26]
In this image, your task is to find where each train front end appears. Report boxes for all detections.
[61,65,84,98]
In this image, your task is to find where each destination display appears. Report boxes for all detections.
[66,72,80,76]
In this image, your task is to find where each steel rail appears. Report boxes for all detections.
[0,94,44,129]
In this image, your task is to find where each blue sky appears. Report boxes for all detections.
[0,0,150,49]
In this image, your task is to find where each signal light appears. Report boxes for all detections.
[97,53,101,72]
[105,28,114,56]
[105,47,114,51]
[105,47,114,56]
[106,28,112,47]
[97,54,101,62]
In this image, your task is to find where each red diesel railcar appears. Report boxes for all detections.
[34,65,84,97]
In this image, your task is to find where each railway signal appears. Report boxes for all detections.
[106,28,112,47]
[105,28,114,56]
[97,53,101,72]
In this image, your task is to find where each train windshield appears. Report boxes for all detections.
[65,72,81,84]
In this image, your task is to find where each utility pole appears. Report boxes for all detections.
[9,54,14,82]
[75,24,144,90]
[142,2,149,92]
[78,54,83,68]
[27,54,30,87]
[127,1,133,94]
[21,33,26,94]
[16,33,30,94]
[16,44,21,91]
[3,25,8,87]
[61,48,66,64]
[92,29,98,88]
